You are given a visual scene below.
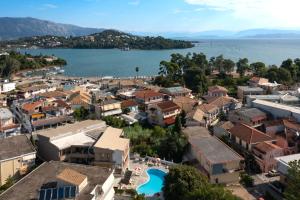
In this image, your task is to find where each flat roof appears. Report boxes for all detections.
[183,127,243,164]
[276,153,300,175]
[0,135,35,161]
[238,86,264,92]
[94,127,129,151]
[189,135,243,164]
[0,161,113,200]
[253,99,300,114]
[51,132,96,150]
[0,108,13,120]
[36,120,106,139]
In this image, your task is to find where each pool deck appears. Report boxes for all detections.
[118,158,170,199]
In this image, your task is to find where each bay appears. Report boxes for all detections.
[20,39,300,77]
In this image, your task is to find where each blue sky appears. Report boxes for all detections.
[1,0,300,32]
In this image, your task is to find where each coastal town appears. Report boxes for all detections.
[0,49,299,200]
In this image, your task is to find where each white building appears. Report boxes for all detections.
[0,82,16,93]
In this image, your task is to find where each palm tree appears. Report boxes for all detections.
[135,67,139,78]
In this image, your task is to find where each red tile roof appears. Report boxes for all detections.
[134,90,164,99]
[121,100,138,109]
[208,85,228,93]
[198,103,218,114]
[22,100,44,113]
[156,101,180,113]
[253,142,282,154]
[229,123,274,144]
[164,117,176,125]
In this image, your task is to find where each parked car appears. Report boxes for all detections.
[268,170,279,177]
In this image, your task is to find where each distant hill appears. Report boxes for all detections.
[0,17,104,40]
[0,29,194,50]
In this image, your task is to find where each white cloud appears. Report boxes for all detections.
[43,3,58,9]
[128,0,140,6]
[185,0,300,28]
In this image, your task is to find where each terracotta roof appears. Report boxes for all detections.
[22,100,44,113]
[229,123,274,144]
[173,96,198,113]
[39,90,68,98]
[164,117,176,125]
[219,121,234,130]
[156,101,180,113]
[253,142,282,154]
[54,99,70,108]
[121,100,138,109]
[208,96,237,107]
[208,85,228,93]
[187,108,204,122]
[134,90,164,99]
[56,168,87,186]
[283,119,300,131]
[198,103,218,114]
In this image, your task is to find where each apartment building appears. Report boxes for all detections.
[147,101,181,126]
[252,141,284,172]
[93,127,130,174]
[37,120,107,163]
[0,135,36,186]
[228,108,267,127]
[96,99,122,117]
[0,108,21,138]
[183,126,244,184]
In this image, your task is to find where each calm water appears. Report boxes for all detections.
[21,39,300,77]
[137,168,166,196]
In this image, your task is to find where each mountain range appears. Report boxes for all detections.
[1,17,300,40]
[0,17,104,40]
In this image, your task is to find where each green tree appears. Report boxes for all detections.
[214,55,225,73]
[73,106,89,121]
[180,110,187,127]
[163,165,240,200]
[223,59,235,73]
[236,58,249,77]
[250,62,267,77]
[284,160,300,200]
[281,58,297,82]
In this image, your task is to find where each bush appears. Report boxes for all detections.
[240,173,254,187]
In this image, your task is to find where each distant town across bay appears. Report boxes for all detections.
[20,39,300,77]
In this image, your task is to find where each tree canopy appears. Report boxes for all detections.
[163,165,241,200]
[284,160,300,200]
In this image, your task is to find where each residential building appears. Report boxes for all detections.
[183,126,244,184]
[147,101,181,126]
[121,99,138,113]
[37,120,107,163]
[0,81,16,93]
[213,121,234,138]
[96,99,122,117]
[276,154,300,186]
[0,108,21,138]
[246,94,300,107]
[0,161,115,200]
[237,86,264,102]
[228,123,275,151]
[0,135,36,186]
[186,108,206,127]
[228,108,267,127]
[207,96,242,113]
[173,96,199,113]
[159,86,192,98]
[252,141,284,172]
[252,99,300,122]
[93,127,130,174]
[134,90,164,107]
[248,77,269,87]
[198,103,219,127]
[206,85,228,98]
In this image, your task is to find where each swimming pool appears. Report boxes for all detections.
[137,169,167,196]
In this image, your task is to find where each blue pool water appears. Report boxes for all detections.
[137,169,167,196]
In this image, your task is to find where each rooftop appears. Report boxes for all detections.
[208,85,228,93]
[235,108,267,120]
[188,132,243,164]
[134,90,164,99]
[0,135,35,161]
[56,168,87,186]
[238,86,264,92]
[156,101,180,113]
[229,123,274,144]
[276,153,300,175]
[0,108,13,120]
[253,142,282,154]
[94,127,129,151]
[121,99,138,108]
[0,161,113,200]
[160,86,191,95]
[36,120,106,139]
[253,99,300,115]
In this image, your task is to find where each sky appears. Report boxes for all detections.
[1,0,300,33]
